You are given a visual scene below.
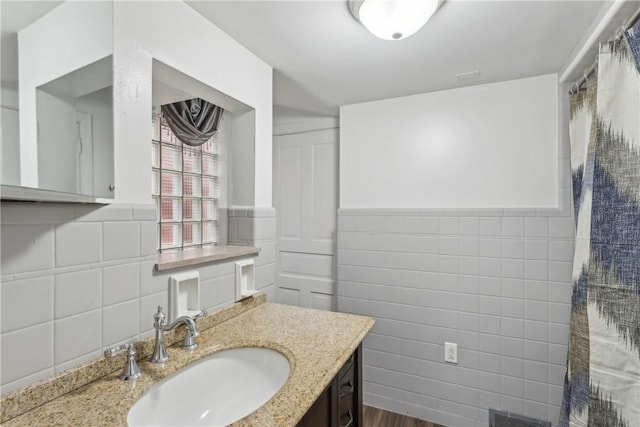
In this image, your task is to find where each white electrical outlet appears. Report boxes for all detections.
[444,342,458,364]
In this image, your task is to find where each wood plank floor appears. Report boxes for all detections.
[363,405,445,427]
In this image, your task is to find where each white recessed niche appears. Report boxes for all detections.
[235,259,257,301]
[168,271,200,322]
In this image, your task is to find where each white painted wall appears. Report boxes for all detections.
[1,88,20,186]
[337,74,571,426]
[231,111,256,206]
[35,91,78,193]
[18,0,113,188]
[340,74,559,209]
[113,1,272,205]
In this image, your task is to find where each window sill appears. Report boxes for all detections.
[155,245,259,271]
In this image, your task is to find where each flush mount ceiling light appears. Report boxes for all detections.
[349,0,441,41]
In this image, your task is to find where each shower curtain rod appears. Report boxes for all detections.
[571,5,640,94]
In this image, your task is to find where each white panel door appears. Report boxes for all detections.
[273,128,338,311]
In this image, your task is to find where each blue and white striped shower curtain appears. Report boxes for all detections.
[561,22,640,427]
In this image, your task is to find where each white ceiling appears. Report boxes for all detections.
[0,1,64,90]
[186,0,607,116]
[2,1,632,118]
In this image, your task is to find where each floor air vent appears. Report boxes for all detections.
[489,409,551,427]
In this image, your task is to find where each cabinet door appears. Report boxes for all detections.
[297,345,362,427]
[297,385,332,427]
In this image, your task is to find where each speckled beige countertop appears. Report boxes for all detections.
[2,298,374,426]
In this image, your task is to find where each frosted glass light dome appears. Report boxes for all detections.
[351,0,440,40]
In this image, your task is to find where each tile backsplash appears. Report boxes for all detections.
[0,203,275,395]
[337,206,574,427]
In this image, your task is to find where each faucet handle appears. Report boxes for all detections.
[192,310,208,320]
[104,343,141,381]
[104,343,129,358]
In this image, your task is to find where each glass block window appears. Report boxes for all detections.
[152,111,219,251]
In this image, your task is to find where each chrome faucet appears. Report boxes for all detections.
[104,343,141,381]
[149,305,207,363]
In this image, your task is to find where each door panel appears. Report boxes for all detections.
[274,128,338,311]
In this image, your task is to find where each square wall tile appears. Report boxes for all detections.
[525,400,549,422]
[524,380,548,403]
[218,274,235,304]
[102,300,140,347]
[384,216,403,233]
[200,277,218,310]
[501,239,524,259]
[525,300,548,322]
[501,298,524,319]
[478,371,501,393]
[525,240,548,260]
[103,222,140,261]
[524,360,548,382]
[55,269,101,319]
[502,259,524,279]
[525,218,549,237]
[525,320,548,342]
[501,356,524,377]
[1,323,53,384]
[501,278,524,299]
[458,238,479,256]
[1,276,53,333]
[501,375,524,398]
[1,224,55,274]
[549,218,575,238]
[502,318,524,338]
[524,280,548,301]
[524,260,548,281]
[502,337,524,358]
[525,340,548,363]
[55,222,102,267]
[459,218,479,235]
[502,218,524,236]
[439,218,459,235]
[254,217,276,241]
[549,240,574,262]
[54,310,101,364]
[479,218,501,236]
[549,261,573,283]
[140,260,168,296]
[479,238,501,258]
[103,263,140,306]
[139,221,157,256]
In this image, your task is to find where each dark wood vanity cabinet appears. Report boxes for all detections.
[297,344,362,427]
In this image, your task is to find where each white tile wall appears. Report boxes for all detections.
[0,202,275,395]
[337,205,574,427]
[55,270,101,319]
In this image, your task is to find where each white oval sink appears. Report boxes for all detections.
[127,347,290,427]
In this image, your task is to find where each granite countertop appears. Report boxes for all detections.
[3,301,375,426]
